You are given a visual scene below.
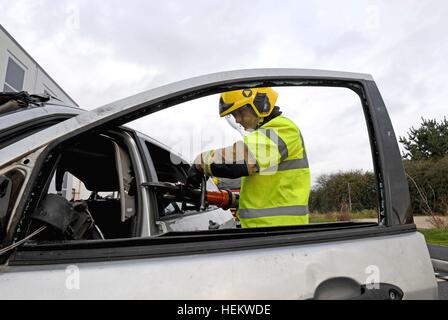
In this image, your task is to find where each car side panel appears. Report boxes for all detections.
[0,232,437,299]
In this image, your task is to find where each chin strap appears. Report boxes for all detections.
[255,116,265,130]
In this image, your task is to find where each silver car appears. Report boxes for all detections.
[0,69,438,299]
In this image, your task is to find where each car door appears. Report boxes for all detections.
[0,69,438,299]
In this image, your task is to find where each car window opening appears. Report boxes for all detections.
[144,141,219,218]
[10,84,384,245]
[25,133,138,242]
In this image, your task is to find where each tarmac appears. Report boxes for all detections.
[430,244,448,300]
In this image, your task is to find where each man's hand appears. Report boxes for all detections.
[193,153,204,172]
[186,165,204,188]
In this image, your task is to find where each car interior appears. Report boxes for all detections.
[143,141,194,217]
[27,132,138,241]
[24,130,208,242]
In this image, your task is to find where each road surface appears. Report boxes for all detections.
[428,245,448,300]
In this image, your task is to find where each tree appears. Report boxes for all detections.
[404,155,448,215]
[399,117,448,160]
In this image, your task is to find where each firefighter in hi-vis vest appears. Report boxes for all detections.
[187,87,311,228]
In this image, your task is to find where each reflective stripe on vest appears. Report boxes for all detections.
[259,128,289,162]
[260,127,309,173]
[239,205,309,219]
[264,157,309,173]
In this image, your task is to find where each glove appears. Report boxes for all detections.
[186,165,204,188]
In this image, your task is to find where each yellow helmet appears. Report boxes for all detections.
[219,87,279,118]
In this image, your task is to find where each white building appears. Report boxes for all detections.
[1,24,81,200]
[0,24,78,107]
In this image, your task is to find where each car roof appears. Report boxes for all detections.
[0,101,187,163]
[0,104,83,133]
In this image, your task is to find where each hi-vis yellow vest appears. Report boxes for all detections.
[238,115,311,228]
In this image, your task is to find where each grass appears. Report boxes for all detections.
[309,210,378,223]
[418,229,448,247]
[352,209,379,219]
[310,211,448,247]
[309,216,337,223]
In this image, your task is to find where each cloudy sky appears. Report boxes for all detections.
[1,0,447,184]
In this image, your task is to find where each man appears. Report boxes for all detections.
[188,87,310,228]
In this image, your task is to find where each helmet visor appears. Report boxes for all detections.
[225,114,254,137]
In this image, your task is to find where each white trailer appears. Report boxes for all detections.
[0,24,77,108]
[0,24,79,199]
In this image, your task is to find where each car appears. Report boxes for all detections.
[0,69,438,299]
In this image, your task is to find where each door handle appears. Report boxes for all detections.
[351,283,403,300]
[313,277,404,300]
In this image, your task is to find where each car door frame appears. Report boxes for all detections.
[0,68,412,258]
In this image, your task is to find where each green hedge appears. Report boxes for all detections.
[309,170,378,213]
[309,156,448,215]
[404,155,448,215]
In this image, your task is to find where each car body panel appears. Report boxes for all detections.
[0,104,81,134]
[0,231,436,300]
[160,207,237,232]
[0,105,82,150]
